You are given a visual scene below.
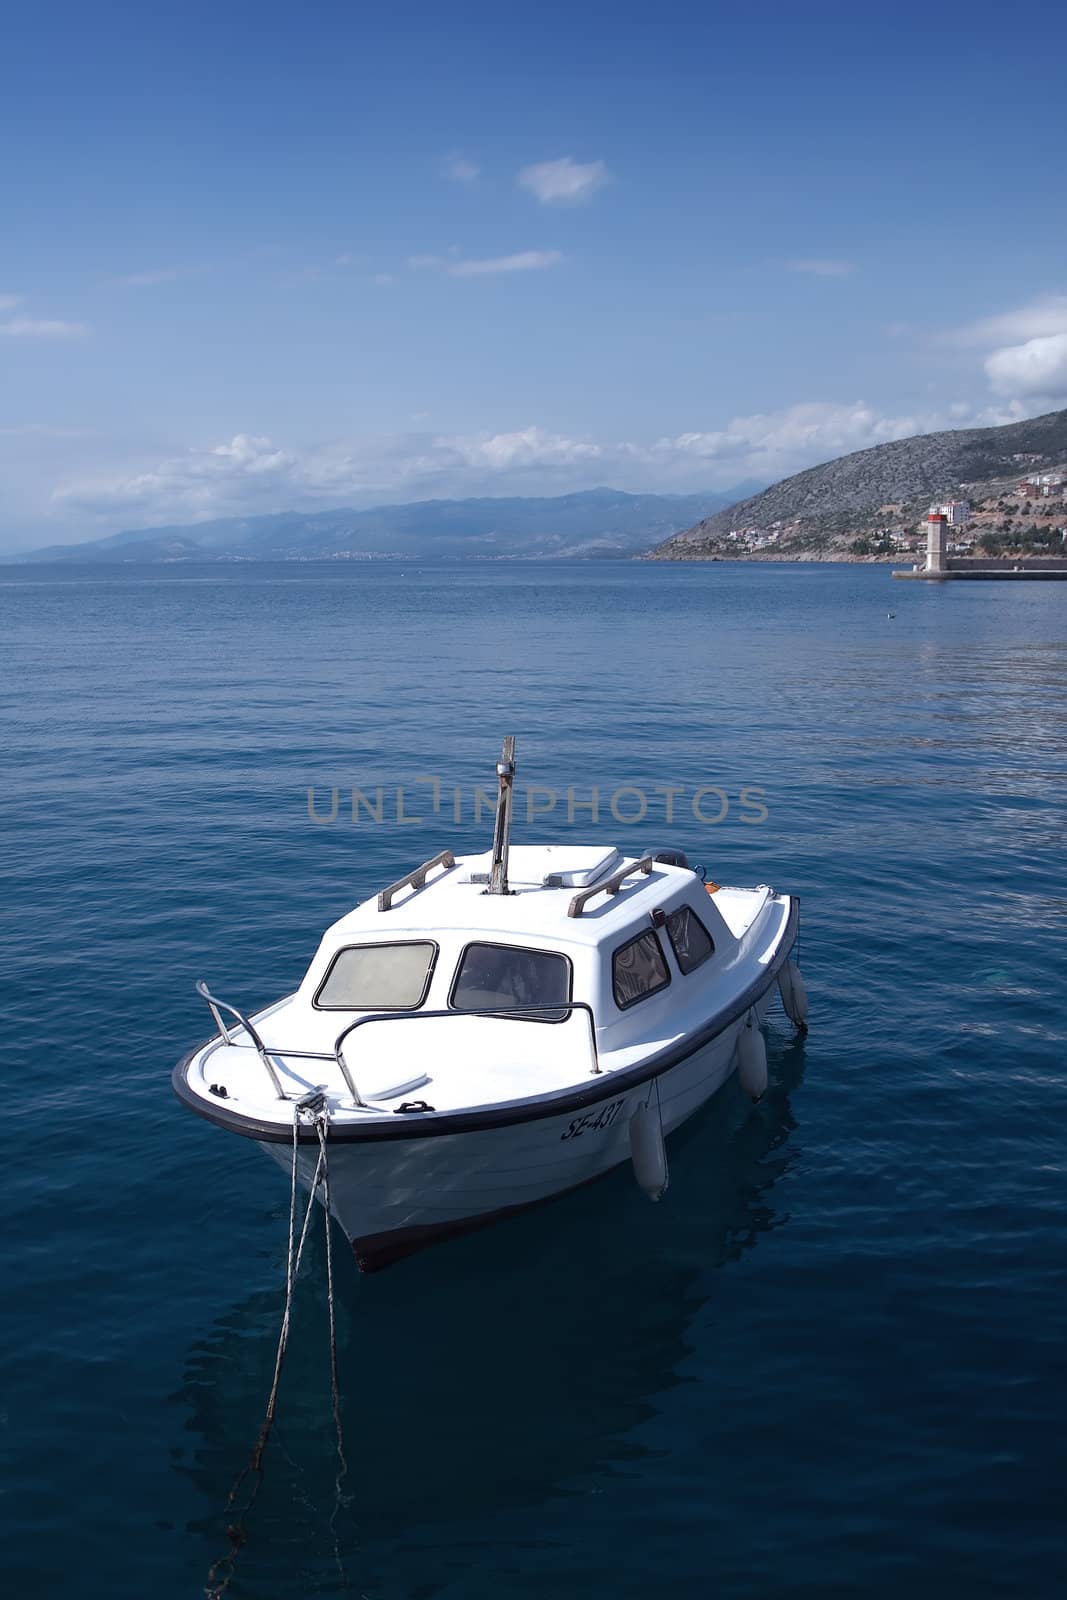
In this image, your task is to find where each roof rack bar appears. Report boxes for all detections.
[377,849,456,912]
[567,854,655,918]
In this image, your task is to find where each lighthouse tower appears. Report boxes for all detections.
[924,512,948,575]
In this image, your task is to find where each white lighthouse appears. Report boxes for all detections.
[924,512,948,574]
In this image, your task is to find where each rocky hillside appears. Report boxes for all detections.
[650,407,1067,559]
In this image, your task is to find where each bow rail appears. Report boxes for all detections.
[195,980,288,1100]
[195,982,601,1111]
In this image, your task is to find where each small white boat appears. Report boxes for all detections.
[173,740,807,1270]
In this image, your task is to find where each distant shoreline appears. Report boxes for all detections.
[3,552,901,568]
[5,551,1067,570]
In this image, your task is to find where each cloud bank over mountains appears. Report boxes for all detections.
[50,397,1024,534]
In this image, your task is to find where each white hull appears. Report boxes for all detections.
[262,1012,748,1268]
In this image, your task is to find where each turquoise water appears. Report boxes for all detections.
[2,560,1065,1598]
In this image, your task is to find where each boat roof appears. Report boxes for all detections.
[328,845,701,949]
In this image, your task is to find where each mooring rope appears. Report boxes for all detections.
[317,1113,350,1584]
[317,1116,348,1502]
[204,1105,336,1600]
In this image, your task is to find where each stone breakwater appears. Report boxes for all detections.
[893,557,1067,581]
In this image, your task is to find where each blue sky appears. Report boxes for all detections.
[2,0,1067,552]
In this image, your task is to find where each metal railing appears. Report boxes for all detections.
[334,1001,602,1107]
[196,984,601,1111]
[196,979,288,1100]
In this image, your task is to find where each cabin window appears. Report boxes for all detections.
[612,930,671,1010]
[314,941,437,1010]
[450,942,572,1022]
[664,905,715,975]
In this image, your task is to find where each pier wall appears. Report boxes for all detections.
[893,557,1067,582]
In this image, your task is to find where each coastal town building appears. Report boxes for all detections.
[932,499,970,525]
[1017,475,1066,498]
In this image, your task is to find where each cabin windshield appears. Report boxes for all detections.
[451,942,571,1021]
[314,941,437,1010]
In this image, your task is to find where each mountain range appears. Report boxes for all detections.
[20,488,744,563]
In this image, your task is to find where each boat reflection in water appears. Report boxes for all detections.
[178,1025,807,1595]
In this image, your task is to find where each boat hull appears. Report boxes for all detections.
[261,1009,752,1270]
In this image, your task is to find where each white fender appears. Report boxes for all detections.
[736,1018,768,1103]
[629,1101,669,1201]
[778,958,809,1029]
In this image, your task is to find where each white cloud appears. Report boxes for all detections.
[950,294,1067,348]
[53,434,299,522]
[947,294,1067,403]
[654,397,1030,481]
[652,402,936,478]
[985,333,1067,400]
[452,250,562,277]
[408,249,562,277]
[0,293,22,311]
[517,156,609,205]
[210,433,293,471]
[785,258,854,277]
[443,153,480,182]
[434,426,604,471]
[374,272,396,286]
[0,316,89,338]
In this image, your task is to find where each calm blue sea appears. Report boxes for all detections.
[2,560,1065,1599]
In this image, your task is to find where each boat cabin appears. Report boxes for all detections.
[268,845,769,1067]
